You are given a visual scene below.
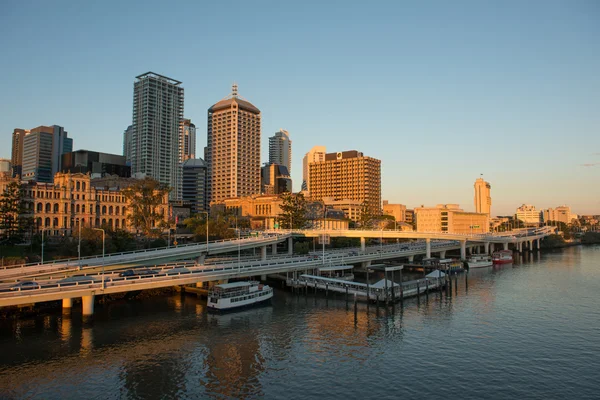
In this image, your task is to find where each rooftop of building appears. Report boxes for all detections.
[135,71,182,85]
[209,84,260,114]
[183,158,206,168]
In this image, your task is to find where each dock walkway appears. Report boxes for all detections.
[288,274,444,303]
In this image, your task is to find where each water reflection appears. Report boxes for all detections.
[1,246,599,399]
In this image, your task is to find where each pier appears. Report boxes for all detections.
[287,273,444,303]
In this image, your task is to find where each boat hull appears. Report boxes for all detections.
[467,261,493,268]
[492,259,513,265]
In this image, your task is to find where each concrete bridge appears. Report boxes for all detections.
[0,227,555,317]
[0,240,463,314]
[0,233,292,281]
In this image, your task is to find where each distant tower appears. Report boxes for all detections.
[11,128,29,177]
[182,158,207,214]
[302,145,326,192]
[131,72,184,200]
[21,125,72,183]
[180,119,196,162]
[268,129,291,174]
[123,125,133,163]
[474,177,492,215]
[206,84,261,204]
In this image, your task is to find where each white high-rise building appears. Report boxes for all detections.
[302,145,326,192]
[130,72,184,200]
[516,204,541,226]
[268,129,291,173]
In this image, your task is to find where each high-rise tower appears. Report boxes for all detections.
[131,72,184,200]
[474,177,492,215]
[268,129,291,173]
[21,125,72,183]
[206,84,261,204]
[180,118,196,162]
[11,128,29,177]
[302,145,326,192]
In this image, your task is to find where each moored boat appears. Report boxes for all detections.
[466,254,493,268]
[492,250,513,264]
[207,281,273,311]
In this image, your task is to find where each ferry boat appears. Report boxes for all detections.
[492,250,513,264]
[466,254,493,269]
[207,281,273,311]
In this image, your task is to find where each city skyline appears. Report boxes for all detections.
[1,1,598,214]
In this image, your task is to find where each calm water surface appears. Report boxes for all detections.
[1,246,599,399]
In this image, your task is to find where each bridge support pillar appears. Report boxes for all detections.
[408,255,414,262]
[426,238,431,259]
[484,242,490,255]
[529,240,533,252]
[261,246,267,261]
[503,242,509,251]
[261,274,267,281]
[288,237,293,255]
[360,237,366,252]
[196,254,206,265]
[439,250,446,259]
[82,295,94,316]
[460,240,466,260]
[361,261,371,270]
[272,243,277,255]
[62,298,73,310]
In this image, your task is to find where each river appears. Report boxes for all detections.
[1,245,599,399]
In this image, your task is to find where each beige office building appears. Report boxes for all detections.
[206,84,261,205]
[414,204,489,234]
[383,200,407,222]
[542,205,572,225]
[474,177,492,215]
[308,150,381,214]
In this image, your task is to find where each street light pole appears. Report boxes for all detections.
[78,222,82,268]
[93,228,105,289]
[41,227,45,264]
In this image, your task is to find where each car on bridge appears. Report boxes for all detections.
[119,269,159,278]
[10,281,41,291]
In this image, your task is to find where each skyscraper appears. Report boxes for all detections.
[474,177,492,215]
[123,125,133,164]
[180,118,196,162]
[261,163,292,195]
[206,84,261,204]
[11,128,29,177]
[182,158,207,214]
[21,125,72,183]
[309,150,382,213]
[131,72,184,200]
[268,129,291,174]
[302,145,326,192]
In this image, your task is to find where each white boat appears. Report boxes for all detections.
[207,281,273,311]
[466,254,493,268]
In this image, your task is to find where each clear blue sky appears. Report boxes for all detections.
[1,0,598,215]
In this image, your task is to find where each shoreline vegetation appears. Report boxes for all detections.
[541,232,600,249]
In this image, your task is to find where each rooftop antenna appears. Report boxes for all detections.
[232,82,238,97]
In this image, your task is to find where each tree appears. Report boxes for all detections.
[0,182,31,244]
[122,177,170,238]
[358,201,376,229]
[278,192,308,229]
